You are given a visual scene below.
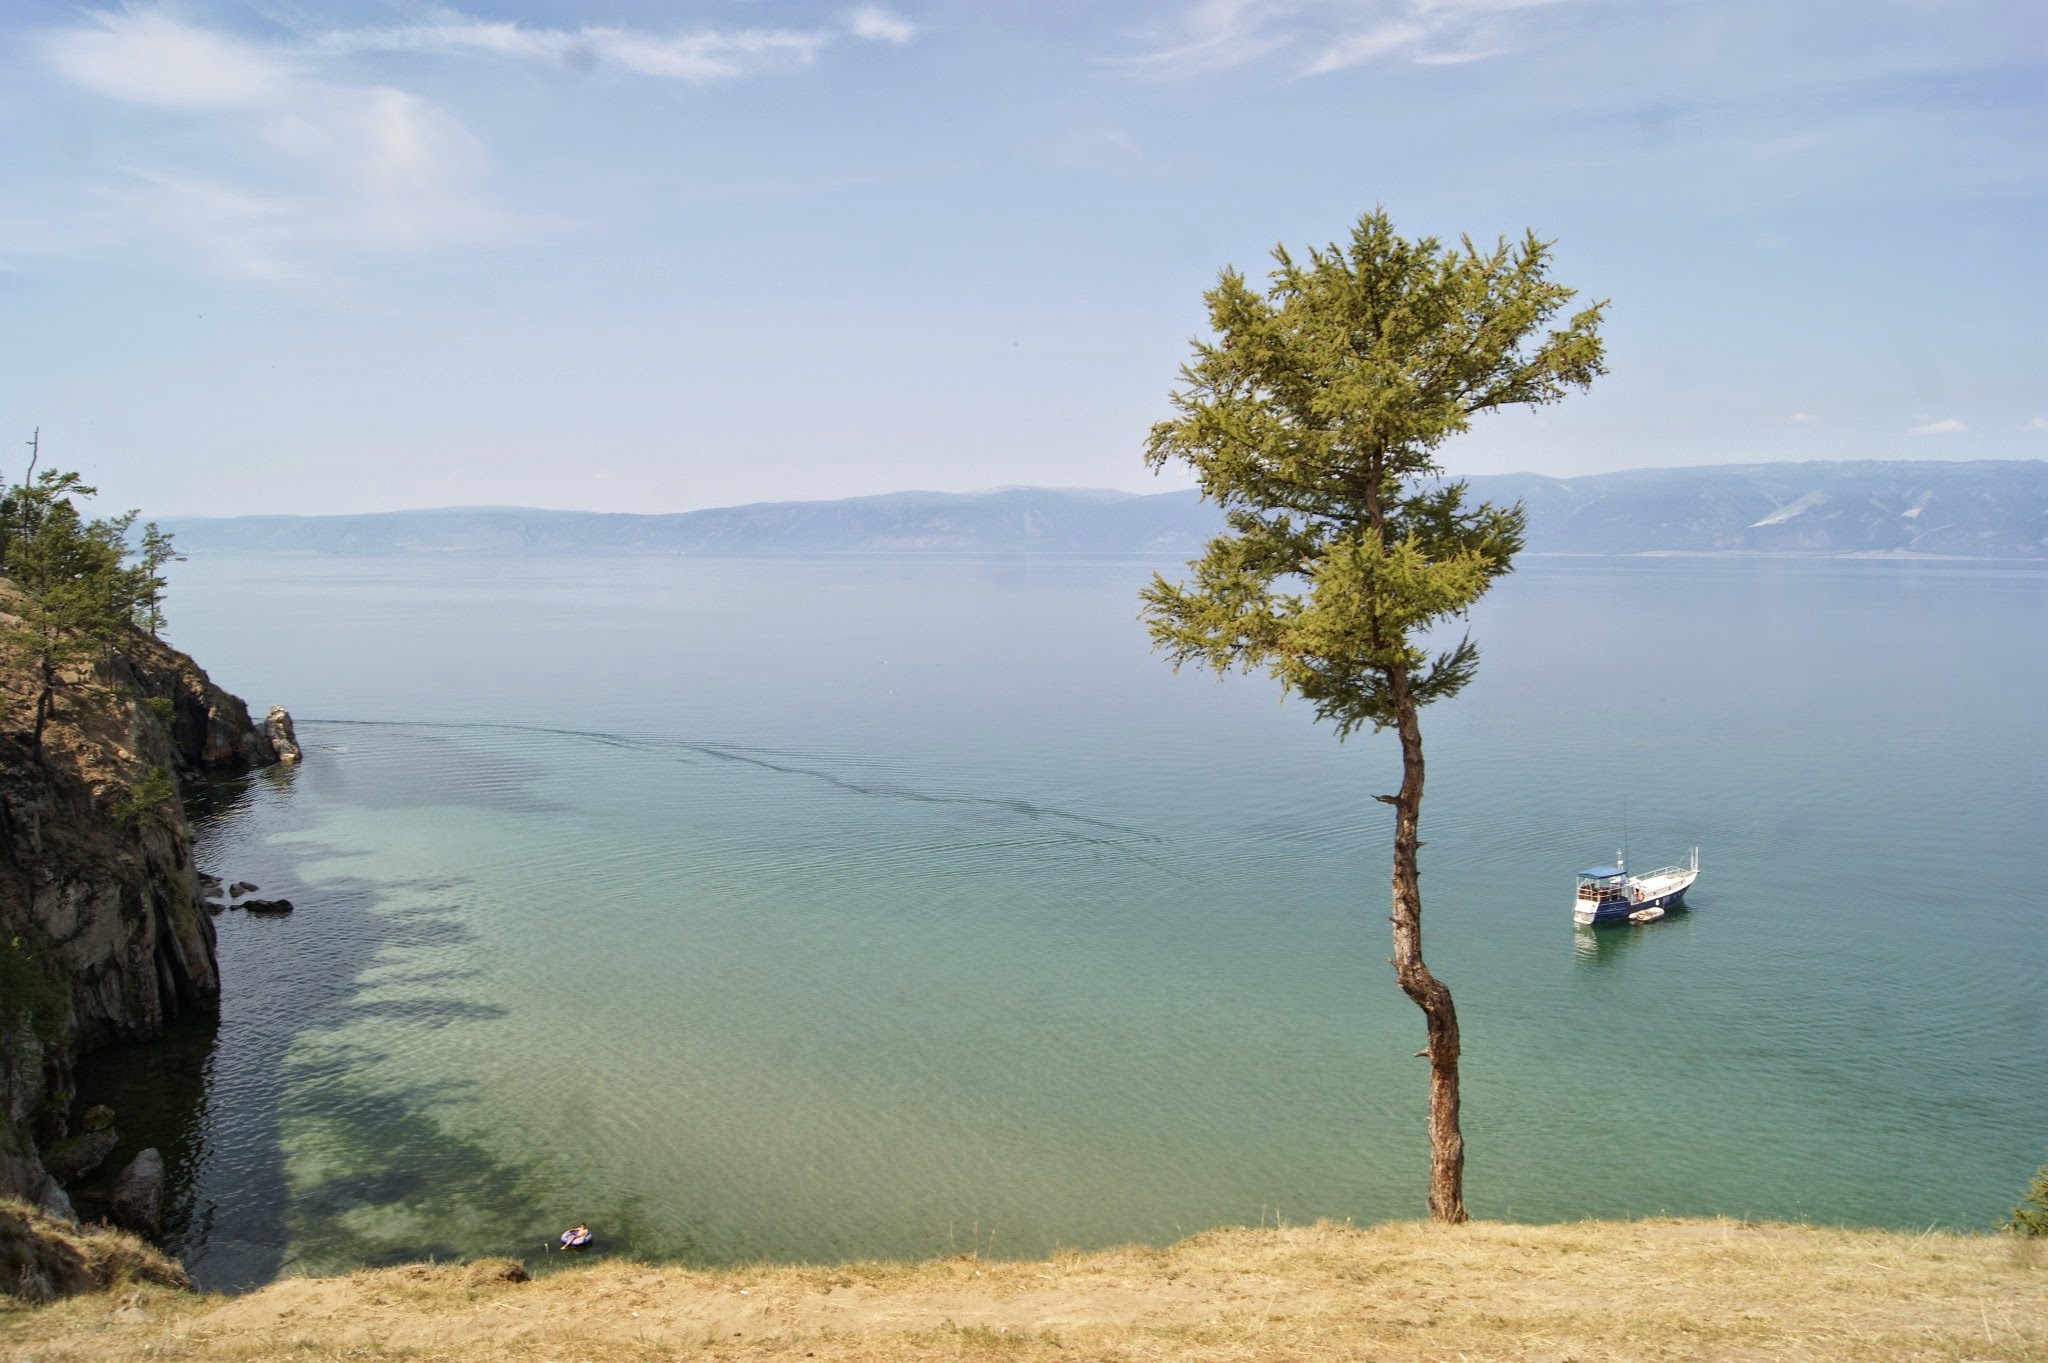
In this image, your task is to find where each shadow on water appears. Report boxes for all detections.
[71,755,556,1291]
[66,1015,219,1243]
[274,1069,552,1272]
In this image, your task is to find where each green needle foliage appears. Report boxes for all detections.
[1141,210,1605,726]
[111,765,178,826]
[1142,209,1605,1221]
[2008,1162,2048,1238]
[1,447,180,751]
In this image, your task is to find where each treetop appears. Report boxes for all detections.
[1147,208,1606,525]
[1142,208,1606,737]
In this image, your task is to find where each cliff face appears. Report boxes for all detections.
[0,585,276,1213]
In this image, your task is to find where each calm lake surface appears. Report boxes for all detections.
[84,554,2047,1289]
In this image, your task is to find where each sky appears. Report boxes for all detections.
[1,0,2043,516]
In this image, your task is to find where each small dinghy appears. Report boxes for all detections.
[1627,905,1665,924]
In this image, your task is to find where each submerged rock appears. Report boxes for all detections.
[266,707,302,764]
[42,1128,119,1182]
[229,881,259,897]
[108,1149,164,1236]
[243,898,295,916]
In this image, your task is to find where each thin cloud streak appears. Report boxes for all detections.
[308,20,830,82]
[1910,418,1968,435]
[306,8,919,81]
[1118,0,1576,77]
[1304,21,1427,75]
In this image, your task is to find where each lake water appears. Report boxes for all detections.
[78,553,2048,1289]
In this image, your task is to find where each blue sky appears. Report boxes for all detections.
[2,0,2042,515]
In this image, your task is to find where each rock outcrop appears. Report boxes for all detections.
[265,707,301,764]
[0,580,281,1232]
[107,1148,165,1236]
[40,1127,118,1183]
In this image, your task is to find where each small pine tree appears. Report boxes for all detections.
[134,521,183,637]
[111,766,177,825]
[1,451,166,752]
[2006,1162,2048,1238]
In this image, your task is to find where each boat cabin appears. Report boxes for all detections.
[1575,866,1629,906]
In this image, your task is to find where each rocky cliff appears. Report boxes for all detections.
[0,582,277,1218]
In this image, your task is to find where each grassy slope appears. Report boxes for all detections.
[4,1218,2042,1362]
[0,1199,190,1303]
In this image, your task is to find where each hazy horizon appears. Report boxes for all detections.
[145,456,2048,523]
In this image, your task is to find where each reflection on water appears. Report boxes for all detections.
[1570,906,1698,967]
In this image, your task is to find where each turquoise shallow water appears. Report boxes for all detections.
[78,554,2048,1288]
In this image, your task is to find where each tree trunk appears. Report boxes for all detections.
[32,650,53,755]
[1386,664,1467,1223]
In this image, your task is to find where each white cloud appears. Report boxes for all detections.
[33,4,920,281]
[41,7,295,107]
[1909,418,1967,435]
[2026,417,2048,431]
[847,7,918,45]
[597,27,828,80]
[1787,411,1818,424]
[37,8,502,281]
[1122,0,1575,78]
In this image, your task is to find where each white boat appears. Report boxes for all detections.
[1574,848,1699,926]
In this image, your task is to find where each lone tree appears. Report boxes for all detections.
[1141,210,1605,1221]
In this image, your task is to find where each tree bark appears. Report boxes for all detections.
[1386,662,1466,1223]
[32,650,54,756]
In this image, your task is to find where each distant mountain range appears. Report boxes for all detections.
[162,460,2048,558]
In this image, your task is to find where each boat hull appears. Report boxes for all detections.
[1573,880,1693,926]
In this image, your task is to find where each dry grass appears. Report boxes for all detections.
[3,1218,2042,1362]
[0,1198,191,1305]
